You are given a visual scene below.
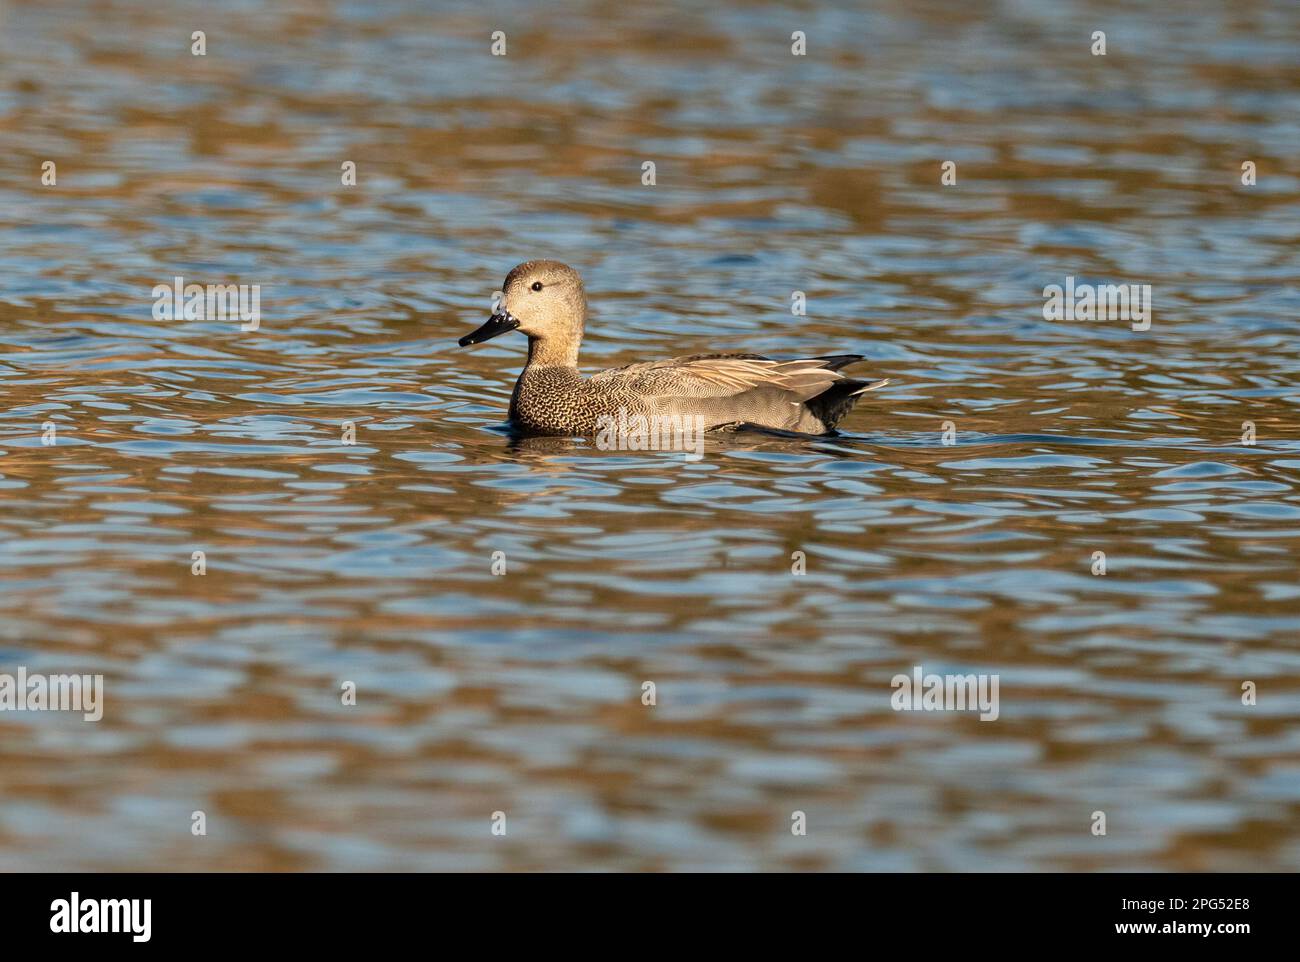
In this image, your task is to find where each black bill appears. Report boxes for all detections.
[458,311,520,346]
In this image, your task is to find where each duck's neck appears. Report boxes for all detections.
[525,335,580,368]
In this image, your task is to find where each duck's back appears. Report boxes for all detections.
[590,353,874,432]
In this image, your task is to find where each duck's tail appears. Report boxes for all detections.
[804,356,888,430]
[851,378,890,395]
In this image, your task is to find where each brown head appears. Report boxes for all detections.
[458,260,587,365]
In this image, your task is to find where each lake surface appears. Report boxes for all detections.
[1,0,1298,870]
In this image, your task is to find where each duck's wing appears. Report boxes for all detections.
[590,353,861,402]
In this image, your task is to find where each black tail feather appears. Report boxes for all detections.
[806,374,886,430]
[811,354,867,372]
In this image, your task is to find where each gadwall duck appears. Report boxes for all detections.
[457,260,888,436]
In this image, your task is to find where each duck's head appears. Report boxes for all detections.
[458,260,586,349]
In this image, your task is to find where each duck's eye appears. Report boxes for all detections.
[530,281,543,292]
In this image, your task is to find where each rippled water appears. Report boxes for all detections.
[1,0,1298,870]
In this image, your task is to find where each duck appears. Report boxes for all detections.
[457,260,888,437]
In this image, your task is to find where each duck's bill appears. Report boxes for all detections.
[458,312,520,346]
